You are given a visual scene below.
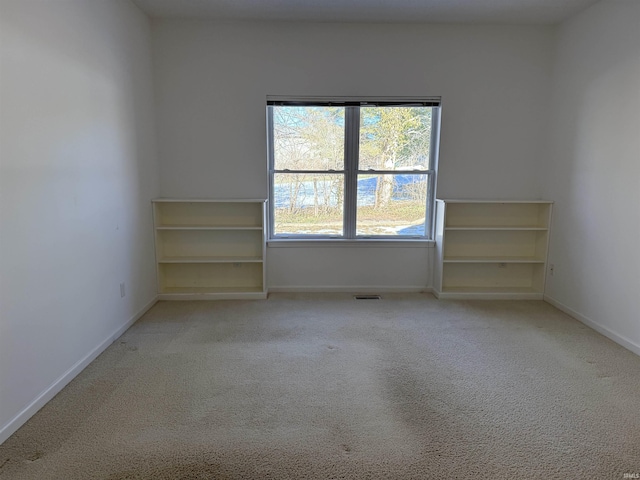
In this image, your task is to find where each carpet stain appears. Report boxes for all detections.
[24,451,43,463]
[120,341,138,351]
[106,461,226,480]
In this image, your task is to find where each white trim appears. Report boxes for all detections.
[544,295,640,357]
[437,199,553,204]
[152,198,267,203]
[158,292,267,301]
[268,240,435,248]
[435,292,544,300]
[0,296,158,445]
[268,286,433,294]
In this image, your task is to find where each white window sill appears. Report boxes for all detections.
[267,239,435,248]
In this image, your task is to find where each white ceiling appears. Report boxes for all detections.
[131,0,601,24]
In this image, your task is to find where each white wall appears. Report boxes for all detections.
[544,0,640,353]
[152,21,554,290]
[0,0,159,442]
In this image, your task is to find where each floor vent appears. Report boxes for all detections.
[354,295,381,300]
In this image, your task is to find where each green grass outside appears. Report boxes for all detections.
[274,201,425,235]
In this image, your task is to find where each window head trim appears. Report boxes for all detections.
[267,96,441,107]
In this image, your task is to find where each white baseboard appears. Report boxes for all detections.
[0,296,158,445]
[544,294,640,357]
[433,287,545,301]
[268,285,433,294]
[158,292,267,301]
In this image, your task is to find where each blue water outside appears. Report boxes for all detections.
[274,174,422,208]
[396,223,425,236]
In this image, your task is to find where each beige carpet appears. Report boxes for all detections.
[1,293,640,479]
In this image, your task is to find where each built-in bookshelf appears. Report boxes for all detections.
[433,200,553,300]
[152,199,267,300]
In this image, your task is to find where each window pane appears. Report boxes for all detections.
[273,173,344,235]
[356,174,429,236]
[359,106,433,171]
[273,106,345,171]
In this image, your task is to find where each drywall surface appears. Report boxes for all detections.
[544,0,640,350]
[267,244,432,292]
[152,21,553,289]
[153,21,553,200]
[0,0,159,442]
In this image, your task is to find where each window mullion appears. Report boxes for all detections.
[344,106,359,239]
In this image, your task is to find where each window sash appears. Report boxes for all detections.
[272,172,345,238]
[270,171,434,239]
[355,171,433,239]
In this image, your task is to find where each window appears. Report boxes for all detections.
[267,97,441,240]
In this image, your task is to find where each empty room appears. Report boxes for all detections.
[1,0,639,478]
